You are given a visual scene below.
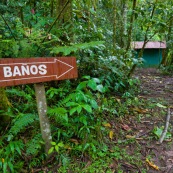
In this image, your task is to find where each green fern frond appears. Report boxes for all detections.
[50,41,105,56]
[9,113,37,137]
[55,92,75,107]
[26,134,42,156]
[48,107,68,123]
[6,88,32,101]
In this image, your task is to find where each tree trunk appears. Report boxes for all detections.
[113,0,117,51]
[122,1,128,48]
[127,0,158,77]
[57,0,72,23]
[126,0,137,51]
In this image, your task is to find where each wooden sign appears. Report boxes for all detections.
[0,57,77,87]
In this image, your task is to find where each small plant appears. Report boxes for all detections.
[152,126,172,139]
[160,64,173,75]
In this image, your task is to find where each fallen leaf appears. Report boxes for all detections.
[109,131,114,140]
[146,158,159,170]
[70,139,79,144]
[133,107,148,113]
[64,145,72,150]
[121,124,131,131]
[126,135,135,139]
[103,123,112,128]
[116,98,121,104]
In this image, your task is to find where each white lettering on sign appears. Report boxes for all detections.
[3,67,12,77]
[3,64,47,78]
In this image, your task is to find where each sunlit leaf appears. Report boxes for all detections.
[82,76,90,79]
[146,158,159,170]
[90,99,98,109]
[76,81,87,90]
[156,103,167,108]
[133,107,148,113]
[126,135,135,139]
[96,84,104,92]
[55,145,59,152]
[82,104,92,113]
[51,141,56,146]
[77,105,82,114]
[69,107,77,115]
[66,102,78,107]
[103,123,112,128]
[87,79,97,91]
[92,78,100,83]
[48,147,54,154]
[109,130,113,140]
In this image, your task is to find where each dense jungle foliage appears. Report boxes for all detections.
[0,0,173,172]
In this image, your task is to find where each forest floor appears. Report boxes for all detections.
[125,68,173,173]
[47,68,173,173]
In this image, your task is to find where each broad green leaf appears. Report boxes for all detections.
[10,142,15,154]
[51,142,56,146]
[82,104,92,113]
[58,142,64,147]
[90,99,98,109]
[66,102,78,107]
[156,103,167,108]
[79,116,87,125]
[70,107,77,115]
[48,147,54,154]
[55,145,59,152]
[76,81,87,90]
[87,79,97,91]
[77,105,82,114]
[153,127,163,138]
[92,78,100,83]
[82,76,90,79]
[75,91,86,102]
[96,84,104,92]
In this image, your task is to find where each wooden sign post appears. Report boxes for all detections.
[34,83,52,155]
[0,57,78,155]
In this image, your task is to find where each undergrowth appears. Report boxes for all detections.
[0,72,147,173]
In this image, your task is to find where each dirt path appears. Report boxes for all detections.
[135,68,173,105]
[134,68,173,173]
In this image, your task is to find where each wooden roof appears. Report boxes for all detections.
[131,41,166,49]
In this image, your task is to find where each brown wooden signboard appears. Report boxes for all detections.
[0,57,77,87]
